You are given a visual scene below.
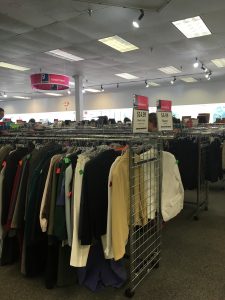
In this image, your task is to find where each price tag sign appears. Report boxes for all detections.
[133,109,148,133]
[157,111,173,131]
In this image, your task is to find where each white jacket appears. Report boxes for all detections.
[162,151,184,222]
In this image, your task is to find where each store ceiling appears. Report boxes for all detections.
[1,0,225,98]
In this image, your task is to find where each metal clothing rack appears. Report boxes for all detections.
[184,136,209,221]
[0,133,163,298]
[125,137,162,298]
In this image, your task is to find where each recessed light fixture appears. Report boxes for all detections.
[149,82,160,87]
[180,77,197,83]
[45,93,62,97]
[172,16,211,39]
[211,58,225,68]
[13,96,31,99]
[115,73,139,79]
[46,49,84,62]
[0,62,30,71]
[98,35,139,52]
[84,88,101,93]
[158,66,181,74]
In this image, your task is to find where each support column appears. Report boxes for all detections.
[73,74,83,122]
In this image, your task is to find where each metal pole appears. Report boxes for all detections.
[73,75,83,122]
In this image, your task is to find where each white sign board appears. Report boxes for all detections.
[157,111,173,131]
[132,109,148,133]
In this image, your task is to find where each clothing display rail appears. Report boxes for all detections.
[0,133,165,298]
[184,136,209,221]
[172,127,224,220]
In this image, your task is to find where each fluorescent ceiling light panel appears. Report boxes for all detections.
[115,73,139,79]
[0,62,30,71]
[13,96,31,99]
[180,77,197,83]
[158,66,181,74]
[46,49,84,61]
[149,82,160,86]
[98,35,139,52]
[211,58,225,68]
[172,16,211,39]
[45,93,62,96]
[84,88,101,93]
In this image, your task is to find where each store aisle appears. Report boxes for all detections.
[0,183,224,300]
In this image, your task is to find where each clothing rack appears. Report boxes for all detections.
[184,136,209,221]
[166,131,211,220]
[0,133,163,298]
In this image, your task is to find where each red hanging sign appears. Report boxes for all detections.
[31,73,69,90]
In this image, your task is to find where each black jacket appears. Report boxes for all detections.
[79,150,119,245]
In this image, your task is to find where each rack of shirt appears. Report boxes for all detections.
[0,133,184,297]
[165,128,224,220]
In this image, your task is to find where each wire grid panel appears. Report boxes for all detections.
[127,138,162,295]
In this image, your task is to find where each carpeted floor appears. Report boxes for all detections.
[0,182,224,300]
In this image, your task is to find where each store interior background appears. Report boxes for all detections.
[0,0,225,124]
[2,78,225,123]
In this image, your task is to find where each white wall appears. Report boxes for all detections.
[84,79,225,109]
[1,79,225,116]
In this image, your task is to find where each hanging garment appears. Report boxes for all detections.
[70,154,91,267]
[103,156,121,260]
[40,154,62,233]
[140,149,158,220]
[161,151,184,222]
[76,240,127,292]
[65,164,73,246]
[222,141,225,170]
[205,139,223,182]
[0,163,6,259]
[78,149,120,246]
[1,147,30,226]
[167,139,199,190]
[11,154,30,229]
[108,151,148,261]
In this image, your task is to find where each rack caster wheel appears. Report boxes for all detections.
[194,216,199,221]
[125,288,135,298]
[205,207,208,211]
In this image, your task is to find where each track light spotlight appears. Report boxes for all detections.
[67,90,71,95]
[171,77,176,85]
[145,80,149,88]
[205,73,209,79]
[132,9,144,28]
[3,92,7,98]
[82,88,86,94]
[201,64,206,72]
[194,58,199,68]
[101,85,104,92]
